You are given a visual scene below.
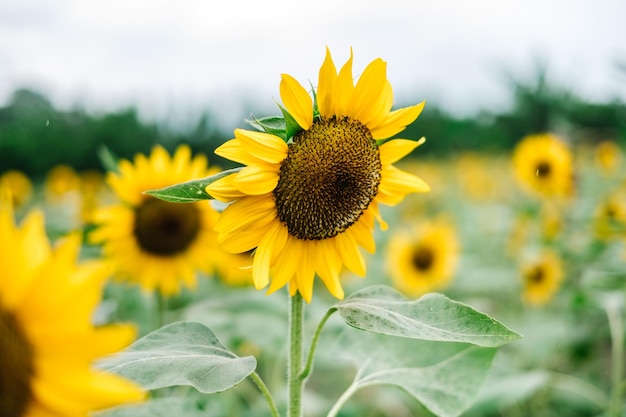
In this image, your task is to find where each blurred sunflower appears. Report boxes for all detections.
[90,145,221,295]
[594,140,621,176]
[385,218,459,298]
[455,152,498,201]
[593,190,626,240]
[0,170,33,208]
[520,250,564,306]
[512,133,574,199]
[207,48,429,302]
[79,170,107,224]
[0,204,144,417]
[45,164,81,199]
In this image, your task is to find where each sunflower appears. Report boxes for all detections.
[385,218,459,298]
[593,190,626,241]
[0,204,144,417]
[45,164,81,199]
[90,145,221,295]
[206,48,429,302]
[512,133,574,199]
[594,140,621,176]
[520,250,564,306]
[0,170,33,208]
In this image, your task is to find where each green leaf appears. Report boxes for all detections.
[96,321,256,393]
[143,168,241,203]
[337,330,499,417]
[335,285,521,347]
[97,145,121,174]
[246,115,287,140]
[94,398,209,417]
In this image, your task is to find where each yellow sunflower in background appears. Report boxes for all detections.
[385,218,459,298]
[0,203,144,417]
[0,170,33,208]
[520,250,564,306]
[45,164,81,199]
[90,145,221,295]
[594,140,621,176]
[207,48,430,302]
[512,133,574,199]
[593,190,626,241]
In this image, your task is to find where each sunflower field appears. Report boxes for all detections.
[1,49,625,417]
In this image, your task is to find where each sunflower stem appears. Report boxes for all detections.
[288,292,304,417]
[249,371,280,417]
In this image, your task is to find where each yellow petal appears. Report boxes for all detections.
[334,48,355,117]
[348,218,376,254]
[214,195,276,234]
[253,222,288,290]
[217,221,271,253]
[315,239,344,300]
[362,80,394,129]
[280,74,313,130]
[214,136,257,166]
[317,47,337,118]
[205,174,247,202]
[369,101,425,140]
[295,242,315,303]
[335,232,366,277]
[378,165,430,206]
[235,129,288,164]
[267,236,301,295]
[348,58,388,123]
[379,137,426,165]
[233,165,279,195]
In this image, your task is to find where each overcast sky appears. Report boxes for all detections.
[1,0,625,129]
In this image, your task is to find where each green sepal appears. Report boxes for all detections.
[246,115,288,140]
[310,80,320,119]
[277,103,304,141]
[143,168,242,203]
[97,145,121,174]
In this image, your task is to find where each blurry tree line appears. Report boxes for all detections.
[1,73,625,179]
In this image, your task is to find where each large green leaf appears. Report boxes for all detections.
[335,286,521,347]
[336,330,499,417]
[96,321,256,393]
[94,398,208,417]
[143,168,241,203]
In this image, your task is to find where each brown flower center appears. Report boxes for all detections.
[273,116,382,240]
[527,266,545,284]
[535,161,552,178]
[134,197,200,255]
[412,246,434,271]
[0,307,34,417]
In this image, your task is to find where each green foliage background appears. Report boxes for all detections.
[2,70,624,178]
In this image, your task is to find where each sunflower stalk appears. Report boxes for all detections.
[288,292,305,417]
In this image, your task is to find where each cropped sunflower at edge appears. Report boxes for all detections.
[90,145,222,295]
[207,48,430,302]
[0,203,144,417]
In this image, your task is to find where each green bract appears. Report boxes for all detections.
[143,168,241,203]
